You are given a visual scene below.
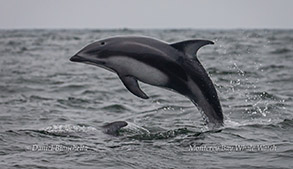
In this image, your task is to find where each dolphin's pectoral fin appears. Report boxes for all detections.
[102,121,128,136]
[170,40,214,57]
[119,75,149,99]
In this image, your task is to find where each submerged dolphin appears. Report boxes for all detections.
[70,36,223,127]
[102,121,128,136]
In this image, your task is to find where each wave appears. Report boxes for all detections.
[270,48,291,54]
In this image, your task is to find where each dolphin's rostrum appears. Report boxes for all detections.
[70,36,223,127]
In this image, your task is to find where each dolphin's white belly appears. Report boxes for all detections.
[107,56,168,86]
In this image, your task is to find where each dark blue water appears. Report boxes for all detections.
[0,29,292,169]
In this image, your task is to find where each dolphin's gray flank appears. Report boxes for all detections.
[70,36,223,127]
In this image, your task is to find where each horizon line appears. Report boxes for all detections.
[0,27,292,30]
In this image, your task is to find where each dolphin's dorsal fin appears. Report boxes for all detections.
[119,75,149,99]
[102,121,128,136]
[170,40,214,57]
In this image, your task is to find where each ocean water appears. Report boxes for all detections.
[0,29,292,169]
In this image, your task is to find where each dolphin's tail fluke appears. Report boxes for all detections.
[102,121,128,136]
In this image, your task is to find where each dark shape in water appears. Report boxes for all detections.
[102,121,128,136]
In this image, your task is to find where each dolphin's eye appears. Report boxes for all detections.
[100,41,106,46]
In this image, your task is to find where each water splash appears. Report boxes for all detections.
[42,124,97,134]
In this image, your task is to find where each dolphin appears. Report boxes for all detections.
[102,121,128,136]
[70,36,223,127]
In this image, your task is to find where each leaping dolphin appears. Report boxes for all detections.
[70,36,224,127]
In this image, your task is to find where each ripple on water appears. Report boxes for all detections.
[270,48,291,54]
[1,29,293,169]
[99,103,133,113]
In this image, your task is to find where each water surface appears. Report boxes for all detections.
[0,29,292,168]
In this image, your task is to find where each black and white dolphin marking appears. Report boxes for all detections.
[70,36,223,127]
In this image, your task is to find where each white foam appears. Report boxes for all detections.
[42,124,97,134]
